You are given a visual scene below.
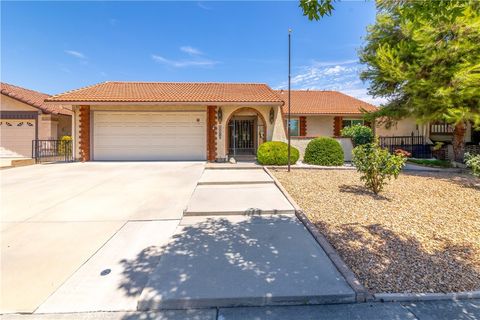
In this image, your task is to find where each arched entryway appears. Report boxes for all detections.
[225,107,267,159]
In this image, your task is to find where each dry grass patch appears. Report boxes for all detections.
[273,169,480,294]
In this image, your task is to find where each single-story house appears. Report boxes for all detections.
[1,82,72,158]
[46,82,287,162]
[276,89,378,160]
[45,82,381,162]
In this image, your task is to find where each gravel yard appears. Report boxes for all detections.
[272,169,480,294]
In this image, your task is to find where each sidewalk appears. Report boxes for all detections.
[3,299,479,319]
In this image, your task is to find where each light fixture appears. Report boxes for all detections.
[217,107,223,123]
[269,107,275,124]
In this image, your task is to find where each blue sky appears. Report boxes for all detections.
[1,1,382,104]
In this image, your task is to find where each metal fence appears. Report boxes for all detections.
[32,139,74,163]
[379,133,432,158]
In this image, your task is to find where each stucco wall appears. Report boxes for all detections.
[376,117,472,143]
[375,117,426,137]
[216,104,286,159]
[291,137,354,162]
[305,116,334,137]
[1,95,38,112]
[1,94,62,140]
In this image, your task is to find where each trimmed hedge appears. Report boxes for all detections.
[304,137,344,166]
[257,141,300,165]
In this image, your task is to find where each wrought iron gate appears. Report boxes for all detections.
[228,119,255,156]
[32,139,74,163]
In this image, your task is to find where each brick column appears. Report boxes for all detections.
[333,116,343,137]
[299,116,307,136]
[206,106,217,162]
[78,105,91,162]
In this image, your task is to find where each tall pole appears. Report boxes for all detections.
[287,28,292,172]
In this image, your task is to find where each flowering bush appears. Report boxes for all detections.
[394,148,412,158]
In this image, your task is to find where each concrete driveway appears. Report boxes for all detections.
[0,162,204,313]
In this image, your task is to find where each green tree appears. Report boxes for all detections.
[299,0,336,20]
[359,0,480,161]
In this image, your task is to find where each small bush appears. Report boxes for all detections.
[303,137,344,166]
[352,143,406,194]
[340,124,373,146]
[257,141,299,165]
[465,152,480,178]
[58,135,72,156]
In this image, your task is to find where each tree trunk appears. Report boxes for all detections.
[452,121,466,162]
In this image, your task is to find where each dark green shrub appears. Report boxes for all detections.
[303,137,344,166]
[257,141,299,165]
[340,124,373,146]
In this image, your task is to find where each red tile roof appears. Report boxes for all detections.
[46,82,283,104]
[1,82,72,115]
[276,90,378,115]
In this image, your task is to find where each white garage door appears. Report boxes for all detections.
[93,111,206,161]
[0,119,36,158]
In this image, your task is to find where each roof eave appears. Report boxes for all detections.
[44,100,284,106]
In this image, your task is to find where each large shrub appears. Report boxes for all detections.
[465,152,480,178]
[340,124,373,146]
[352,143,406,194]
[257,141,299,165]
[303,137,344,166]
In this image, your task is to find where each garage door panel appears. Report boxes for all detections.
[93,112,206,161]
[0,120,35,158]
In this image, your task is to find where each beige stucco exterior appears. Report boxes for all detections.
[304,116,335,137]
[375,117,473,143]
[1,95,71,140]
[216,104,285,159]
[375,117,426,137]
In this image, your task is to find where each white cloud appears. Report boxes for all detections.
[152,46,219,68]
[151,54,218,68]
[180,46,203,56]
[275,59,386,106]
[197,1,212,10]
[64,50,86,59]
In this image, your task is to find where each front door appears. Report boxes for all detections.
[228,118,256,156]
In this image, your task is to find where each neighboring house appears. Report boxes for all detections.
[45,82,286,162]
[276,90,378,161]
[0,82,72,158]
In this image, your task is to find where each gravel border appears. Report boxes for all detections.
[265,167,480,303]
[264,167,371,303]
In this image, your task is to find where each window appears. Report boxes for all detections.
[286,119,299,136]
[342,119,364,128]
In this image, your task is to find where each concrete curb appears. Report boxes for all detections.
[263,167,371,303]
[197,180,273,186]
[374,290,480,302]
[183,209,295,216]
